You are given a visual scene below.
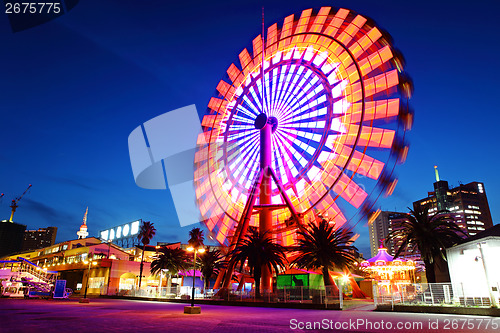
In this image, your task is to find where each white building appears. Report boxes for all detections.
[446,224,500,307]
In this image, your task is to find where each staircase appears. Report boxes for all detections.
[2,257,59,291]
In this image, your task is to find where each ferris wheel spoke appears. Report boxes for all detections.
[277,66,305,110]
[275,64,299,111]
[276,132,312,170]
[272,143,290,186]
[232,107,258,123]
[234,140,259,172]
[285,92,326,120]
[234,152,259,186]
[230,116,255,126]
[243,89,262,114]
[280,72,313,111]
[273,66,290,113]
[226,128,256,143]
[274,132,303,179]
[238,100,259,119]
[273,135,297,186]
[277,130,318,158]
[268,68,280,116]
[280,104,329,127]
[278,127,323,143]
[228,137,259,174]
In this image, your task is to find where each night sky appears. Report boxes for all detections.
[1,0,499,257]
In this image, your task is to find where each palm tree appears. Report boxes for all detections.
[188,227,205,249]
[137,221,156,289]
[198,248,226,291]
[291,218,358,291]
[150,247,190,291]
[230,227,287,298]
[387,208,465,283]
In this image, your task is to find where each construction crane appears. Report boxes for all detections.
[9,184,32,222]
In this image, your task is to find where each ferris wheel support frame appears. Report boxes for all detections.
[258,118,273,292]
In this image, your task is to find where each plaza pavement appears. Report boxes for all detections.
[0,298,498,333]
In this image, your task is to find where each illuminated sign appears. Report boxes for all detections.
[100,220,140,241]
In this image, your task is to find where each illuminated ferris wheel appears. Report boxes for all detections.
[194,7,412,250]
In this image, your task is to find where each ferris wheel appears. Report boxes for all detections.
[194,7,412,250]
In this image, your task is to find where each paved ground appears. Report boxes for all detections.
[1,298,499,332]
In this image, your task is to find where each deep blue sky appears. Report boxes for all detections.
[1,0,499,257]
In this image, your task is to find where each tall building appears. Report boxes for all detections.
[413,167,493,236]
[368,211,411,257]
[0,220,26,257]
[21,227,57,251]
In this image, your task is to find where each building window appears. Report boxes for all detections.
[119,278,135,290]
[88,277,105,289]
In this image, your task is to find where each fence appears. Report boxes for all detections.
[115,285,342,308]
[374,283,498,308]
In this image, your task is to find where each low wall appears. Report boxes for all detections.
[377,304,500,317]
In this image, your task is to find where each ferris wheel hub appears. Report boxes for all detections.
[254,113,278,133]
[268,116,278,133]
[254,113,267,129]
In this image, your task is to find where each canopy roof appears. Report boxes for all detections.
[366,247,394,264]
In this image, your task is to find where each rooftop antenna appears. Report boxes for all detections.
[434,165,440,182]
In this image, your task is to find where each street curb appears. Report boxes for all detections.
[101,295,341,310]
[376,304,500,316]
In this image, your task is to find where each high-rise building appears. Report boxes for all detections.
[21,227,57,251]
[0,220,26,257]
[413,167,493,236]
[368,211,413,258]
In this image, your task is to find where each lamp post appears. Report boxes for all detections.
[80,253,97,303]
[477,242,498,308]
[184,246,205,313]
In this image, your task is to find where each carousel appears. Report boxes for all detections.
[360,246,416,297]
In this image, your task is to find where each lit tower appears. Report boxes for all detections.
[77,207,89,239]
[433,166,449,212]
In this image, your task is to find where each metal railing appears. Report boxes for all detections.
[115,285,342,307]
[374,282,498,308]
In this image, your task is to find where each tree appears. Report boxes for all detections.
[137,221,156,289]
[188,227,205,249]
[198,248,226,291]
[291,218,358,290]
[230,227,287,298]
[150,247,190,291]
[387,208,465,283]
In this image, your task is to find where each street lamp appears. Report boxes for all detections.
[477,242,498,308]
[79,254,97,303]
[184,246,205,313]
